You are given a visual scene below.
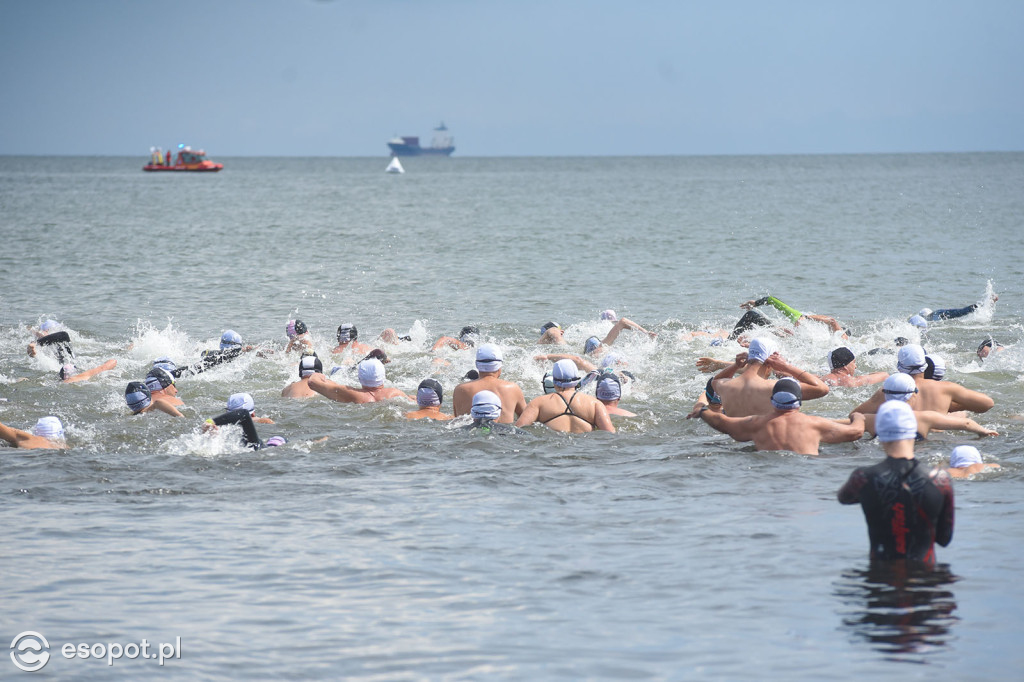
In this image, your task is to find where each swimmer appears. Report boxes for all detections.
[27,328,74,360]
[282,353,323,399]
[430,326,480,351]
[332,323,374,356]
[461,391,523,434]
[711,338,829,418]
[687,377,724,419]
[857,373,998,440]
[125,381,183,417]
[538,322,567,346]
[533,352,597,375]
[226,392,274,424]
[945,445,1000,478]
[916,291,998,321]
[852,344,993,416]
[837,400,954,566]
[584,316,657,357]
[175,330,256,377]
[285,319,314,353]
[405,379,454,421]
[144,366,184,406]
[0,416,68,449]
[59,358,118,384]
[203,408,286,450]
[696,378,864,456]
[515,359,615,433]
[821,347,887,388]
[452,344,527,423]
[594,373,636,418]
[308,358,412,404]
[739,295,848,337]
[908,314,928,333]
[976,338,1004,360]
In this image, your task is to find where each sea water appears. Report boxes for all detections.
[1,153,1023,679]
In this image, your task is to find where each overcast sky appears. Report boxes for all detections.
[2,0,1022,157]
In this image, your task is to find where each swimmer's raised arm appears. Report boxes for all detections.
[696,357,731,373]
[533,354,597,373]
[764,353,829,400]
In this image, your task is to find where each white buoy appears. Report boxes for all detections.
[385,157,404,174]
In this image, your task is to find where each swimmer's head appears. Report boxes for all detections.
[459,326,480,346]
[125,381,152,414]
[828,347,855,371]
[894,337,910,347]
[949,445,982,468]
[595,374,622,402]
[357,358,386,387]
[770,378,802,410]
[918,308,933,319]
[265,435,287,447]
[220,330,243,350]
[705,378,722,405]
[363,348,389,365]
[475,344,503,373]
[145,367,175,392]
[746,337,778,365]
[470,390,502,420]
[540,322,561,336]
[463,369,480,382]
[227,392,256,415]
[908,314,928,330]
[552,359,581,388]
[39,320,61,333]
[729,310,769,340]
[882,372,918,402]
[298,353,323,378]
[152,356,177,373]
[601,352,624,368]
[977,338,1000,359]
[416,378,443,407]
[31,415,65,440]
[58,363,78,380]
[541,371,556,394]
[601,310,618,322]
[875,400,918,442]
[337,323,357,343]
[897,344,927,375]
[286,319,307,339]
[584,336,602,356]
[924,354,945,381]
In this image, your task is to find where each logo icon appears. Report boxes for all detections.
[10,632,50,672]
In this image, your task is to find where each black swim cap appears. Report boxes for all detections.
[705,377,721,405]
[145,366,175,389]
[464,369,480,381]
[770,378,802,410]
[417,378,444,405]
[294,320,308,335]
[894,337,910,347]
[829,347,855,370]
[459,326,479,345]
[337,323,357,342]
[298,352,323,378]
[977,338,995,352]
[540,322,560,333]
[728,310,770,340]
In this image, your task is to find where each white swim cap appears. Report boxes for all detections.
[925,354,946,381]
[908,314,928,329]
[897,344,927,375]
[949,445,982,468]
[31,416,64,440]
[918,308,933,319]
[875,401,918,442]
[882,373,918,402]
[357,358,385,387]
[552,359,581,387]
[770,378,802,410]
[470,390,502,420]
[601,309,617,321]
[475,344,503,373]
[227,392,256,414]
[298,354,322,378]
[595,375,622,401]
[220,330,243,350]
[746,337,778,365]
[40,320,61,333]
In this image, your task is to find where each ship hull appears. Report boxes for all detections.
[387,144,455,157]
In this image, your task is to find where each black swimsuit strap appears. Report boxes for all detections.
[541,391,594,426]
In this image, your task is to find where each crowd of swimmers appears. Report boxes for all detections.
[1,289,1010,566]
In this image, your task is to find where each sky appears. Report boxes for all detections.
[1,0,1022,157]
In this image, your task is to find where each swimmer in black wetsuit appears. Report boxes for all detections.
[202,408,286,450]
[174,330,253,378]
[838,401,954,567]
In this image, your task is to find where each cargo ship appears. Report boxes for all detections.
[387,122,455,157]
[143,145,223,172]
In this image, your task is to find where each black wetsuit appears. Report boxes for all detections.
[174,347,244,378]
[541,391,595,427]
[837,457,954,566]
[210,408,263,449]
[36,331,74,364]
